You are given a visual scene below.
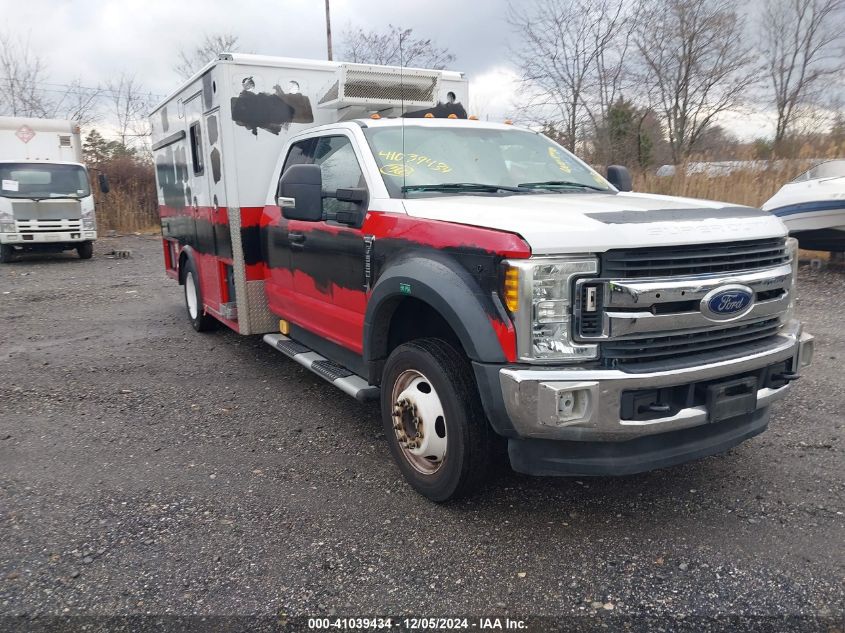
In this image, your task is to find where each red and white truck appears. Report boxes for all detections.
[151,54,814,501]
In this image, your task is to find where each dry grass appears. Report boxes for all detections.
[635,143,844,208]
[633,166,807,208]
[89,158,159,234]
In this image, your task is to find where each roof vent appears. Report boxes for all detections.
[318,63,440,110]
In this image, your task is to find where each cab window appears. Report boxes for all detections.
[279,135,366,215]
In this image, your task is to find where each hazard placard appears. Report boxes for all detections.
[16,125,35,143]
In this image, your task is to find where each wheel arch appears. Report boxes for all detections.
[177,245,197,285]
[364,253,512,384]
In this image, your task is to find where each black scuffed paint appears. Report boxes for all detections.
[215,222,233,261]
[257,224,502,299]
[231,81,314,136]
[202,72,214,110]
[210,147,221,183]
[207,114,219,145]
[241,224,263,266]
[163,214,233,262]
[155,145,190,210]
[162,214,197,252]
[404,101,468,119]
[292,227,366,293]
[166,215,506,300]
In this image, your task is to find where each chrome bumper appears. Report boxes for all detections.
[499,321,813,442]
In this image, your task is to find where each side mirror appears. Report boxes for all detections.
[98,173,110,194]
[606,165,632,192]
[278,164,322,221]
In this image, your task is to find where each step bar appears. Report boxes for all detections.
[262,333,380,402]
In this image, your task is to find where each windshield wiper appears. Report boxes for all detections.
[518,180,608,192]
[26,195,83,201]
[401,182,528,194]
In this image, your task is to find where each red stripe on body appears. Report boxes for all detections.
[489,317,517,363]
[362,211,531,258]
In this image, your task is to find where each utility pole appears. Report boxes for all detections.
[325,0,333,61]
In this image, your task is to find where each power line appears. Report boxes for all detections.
[0,77,165,100]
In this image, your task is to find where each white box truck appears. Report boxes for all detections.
[151,54,814,501]
[0,116,104,262]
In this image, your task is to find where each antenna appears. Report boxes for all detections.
[399,28,406,198]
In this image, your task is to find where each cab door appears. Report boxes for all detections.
[282,133,370,354]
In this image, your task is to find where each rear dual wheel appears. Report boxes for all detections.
[381,338,495,502]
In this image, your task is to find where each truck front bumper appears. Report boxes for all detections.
[0,231,96,245]
[477,321,814,476]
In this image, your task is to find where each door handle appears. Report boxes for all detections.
[288,231,306,248]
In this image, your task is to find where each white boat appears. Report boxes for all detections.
[762,159,845,252]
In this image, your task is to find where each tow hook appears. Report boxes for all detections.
[773,371,801,382]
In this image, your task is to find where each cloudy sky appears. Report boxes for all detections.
[2,0,776,138]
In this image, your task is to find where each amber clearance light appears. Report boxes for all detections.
[503,266,520,313]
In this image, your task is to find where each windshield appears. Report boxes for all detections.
[363,125,614,197]
[0,163,90,199]
[790,159,845,183]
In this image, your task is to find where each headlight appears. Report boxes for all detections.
[82,212,96,231]
[783,236,799,323]
[0,220,15,233]
[503,257,598,362]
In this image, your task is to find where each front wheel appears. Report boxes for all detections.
[0,244,16,263]
[183,259,217,332]
[381,338,494,502]
[76,241,94,259]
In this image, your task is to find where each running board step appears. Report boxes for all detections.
[263,333,380,402]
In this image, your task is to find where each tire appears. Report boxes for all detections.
[381,338,494,502]
[182,258,217,332]
[0,244,16,263]
[76,241,94,260]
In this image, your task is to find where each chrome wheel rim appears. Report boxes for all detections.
[185,272,198,319]
[390,369,447,475]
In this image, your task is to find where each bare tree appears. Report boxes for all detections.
[174,33,241,80]
[760,0,845,148]
[52,79,103,126]
[0,31,103,124]
[0,32,52,117]
[632,0,757,163]
[105,74,154,151]
[508,0,630,153]
[341,25,455,69]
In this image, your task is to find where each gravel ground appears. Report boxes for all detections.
[0,236,843,631]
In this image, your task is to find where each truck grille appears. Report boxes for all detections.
[16,219,82,233]
[600,238,789,278]
[601,318,781,369]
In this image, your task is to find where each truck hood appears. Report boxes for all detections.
[401,192,788,255]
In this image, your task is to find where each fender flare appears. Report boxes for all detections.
[363,252,511,368]
[177,245,199,285]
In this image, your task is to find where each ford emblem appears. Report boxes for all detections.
[700,285,755,321]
